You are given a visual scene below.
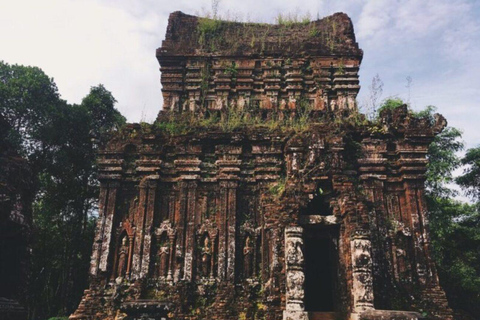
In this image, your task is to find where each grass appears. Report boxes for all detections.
[197,17,224,47]
[269,176,287,199]
[275,12,312,26]
[155,97,315,136]
[195,10,340,55]
[153,98,424,140]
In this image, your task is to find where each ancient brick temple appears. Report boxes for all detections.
[71,11,454,320]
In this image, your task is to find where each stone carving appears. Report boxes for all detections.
[156,220,176,238]
[243,235,254,278]
[200,236,212,277]
[116,236,129,278]
[283,227,308,320]
[284,227,307,316]
[158,244,169,278]
[155,221,176,281]
[111,220,135,280]
[393,231,413,282]
[286,270,305,301]
[286,238,304,266]
[196,220,218,279]
[351,235,375,311]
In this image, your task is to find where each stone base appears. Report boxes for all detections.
[359,310,424,320]
[283,310,309,320]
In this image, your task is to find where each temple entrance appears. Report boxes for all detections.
[304,226,338,312]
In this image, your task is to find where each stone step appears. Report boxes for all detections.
[308,312,339,320]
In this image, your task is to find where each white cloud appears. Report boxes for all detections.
[1,0,479,150]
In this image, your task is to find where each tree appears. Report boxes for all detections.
[426,126,464,198]
[414,105,480,318]
[0,61,125,319]
[457,147,480,202]
[427,197,480,317]
[81,84,123,141]
[0,61,60,158]
[0,113,34,308]
[28,87,125,319]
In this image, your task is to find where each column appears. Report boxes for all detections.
[283,226,308,320]
[183,181,197,281]
[217,181,228,279]
[174,182,187,281]
[350,232,375,313]
[98,181,119,273]
[226,181,237,281]
[415,188,439,285]
[404,183,427,285]
[131,182,148,278]
[126,233,134,276]
[167,232,176,282]
[89,182,108,276]
[140,180,157,278]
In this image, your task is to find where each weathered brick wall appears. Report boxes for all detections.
[157,11,362,118]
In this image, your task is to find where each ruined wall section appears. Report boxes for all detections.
[157,12,362,118]
[359,106,453,318]
[72,107,454,320]
[72,121,363,320]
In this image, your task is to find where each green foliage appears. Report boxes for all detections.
[0,61,125,319]
[28,88,123,318]
[376,98,404,116]
[426,127,463,197]
[412,105,436,122]
[308,26,320,37]
[155,111,194,135]
[156,97,314,135]
[0,114,32,196]
[427,196,480,316]
[81,84,126,140]
[275,12,312,26]
[342,134,363,168]
[197,17,224,50]
[421,103,480,317]
[0,61,60,157]
[400,103,465,197]
[291,98,313,132]
[337,60,345,75]
[223,61,238,77]
[269,176,287,199]
[456,146,480,201]
[220,105,250,132]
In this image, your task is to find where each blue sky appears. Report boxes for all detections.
[1,0,479,151]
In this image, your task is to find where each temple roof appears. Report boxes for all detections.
[157,11,363,59]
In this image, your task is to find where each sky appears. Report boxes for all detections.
[1,0,480,151]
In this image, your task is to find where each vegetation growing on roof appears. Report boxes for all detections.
[186,11,359,56]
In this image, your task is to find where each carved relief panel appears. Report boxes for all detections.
[196,220,218,280]
[111,220,135,280]
[351,233,375,312]
[154,220,176,282]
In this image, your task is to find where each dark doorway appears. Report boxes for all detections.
[304,229,337,311]
[300,180,334,216]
